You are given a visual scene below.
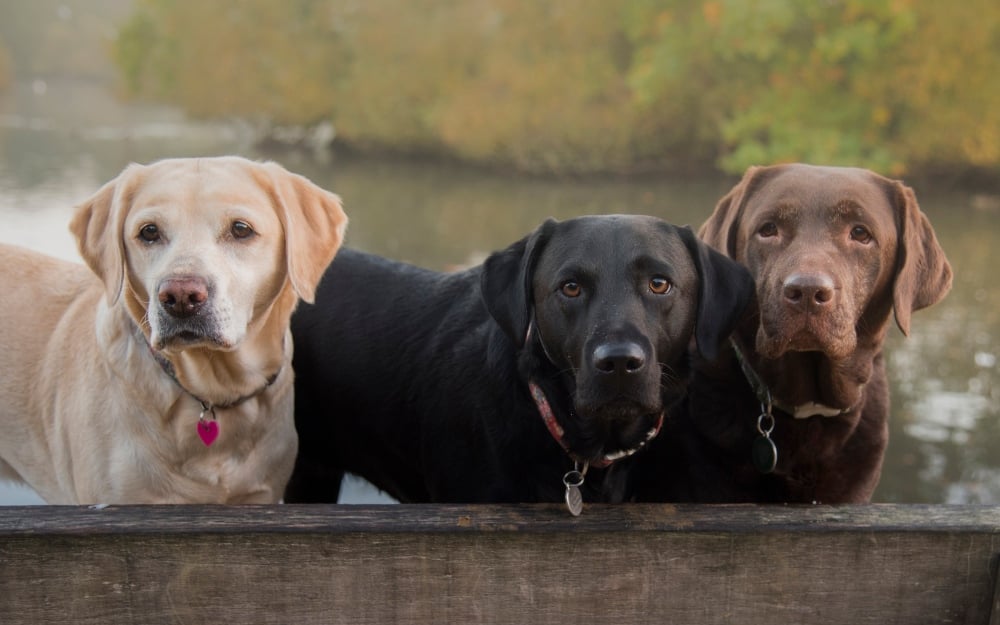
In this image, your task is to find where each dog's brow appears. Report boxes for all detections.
[631,255,675,278]
[768,202,799,222]
[831,199,866,220]
[552,262,594,281]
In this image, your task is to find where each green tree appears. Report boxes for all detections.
[625,0,1000,175]
[626,0,918,173]
[116,0,347,124]
[890,2,1000,171]
[114,0,1000,176]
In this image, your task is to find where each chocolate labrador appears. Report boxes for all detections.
[284,215,753,506]
[635,164,952,503]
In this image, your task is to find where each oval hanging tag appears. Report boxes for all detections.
[562,469,585,516]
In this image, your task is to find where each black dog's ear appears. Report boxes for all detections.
[481,219,557,347]
[678,225,755,361]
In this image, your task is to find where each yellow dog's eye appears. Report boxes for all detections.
[649,276,671,294]
[231,221,255,239]
[560,281,582,298]
[139,224,160,243]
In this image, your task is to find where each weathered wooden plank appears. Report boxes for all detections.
[1,504,998,625]
[2,503,998,535]
[991,553,1000,625]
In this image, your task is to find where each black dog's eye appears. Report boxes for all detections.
[649,276,671,294]
[850,225,873,244]
[560,281,582,298]
[757,222,778,238]
[138,223,160,243]
[231,221,255,239]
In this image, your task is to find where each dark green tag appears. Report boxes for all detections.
[752,435,778,473]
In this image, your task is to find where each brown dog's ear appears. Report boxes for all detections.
[481,219,556,347]
[261,162,348,304]
[69,163,143,305]
[699,165,778,258]
[677,225,755,361]
[891,182,953,336]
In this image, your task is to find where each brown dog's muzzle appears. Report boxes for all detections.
[782,271,836,311]
[758,260,858,361]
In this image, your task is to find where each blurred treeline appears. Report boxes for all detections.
[112,0,1000,176]
[0,0,132,85]
[5,0,998,177]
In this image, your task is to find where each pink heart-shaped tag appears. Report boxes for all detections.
[197,420,219,446]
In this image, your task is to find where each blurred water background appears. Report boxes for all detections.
[0,1,997,504]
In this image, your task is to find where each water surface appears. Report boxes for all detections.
[1,80,997,504]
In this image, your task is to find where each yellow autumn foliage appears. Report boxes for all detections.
[115,0,1000,176]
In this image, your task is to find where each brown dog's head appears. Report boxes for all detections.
[69,157,347,354]
[700,163,952,365]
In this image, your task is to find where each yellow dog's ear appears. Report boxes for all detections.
[890,181,953,336]
[261,162,348,303]
[68,163,144,305]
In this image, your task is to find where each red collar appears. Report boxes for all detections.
[528,381,663,469]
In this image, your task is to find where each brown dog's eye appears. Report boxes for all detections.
[850,225,873,244]
[231,221,255,239]
[560,281,582,298]
[649,276,671,294]
[139,224,160,243]
[757,222,778,238]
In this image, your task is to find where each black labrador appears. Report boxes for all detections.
[284,214,753,505]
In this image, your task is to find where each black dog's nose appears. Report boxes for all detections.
[783,272,835,308]
[158,277,208,318]
[593,342,646,375]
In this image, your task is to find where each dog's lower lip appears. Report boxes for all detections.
[572,405,662,457]
[597,412,663,462]
[583,398,657,419]
[157,332,231,350]
[160,331,206,346]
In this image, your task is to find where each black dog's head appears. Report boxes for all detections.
[482,214,753,464]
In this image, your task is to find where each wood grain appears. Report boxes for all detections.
[1,504,998,625]
[991,552,1000,625]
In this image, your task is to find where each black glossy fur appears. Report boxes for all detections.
[284,215,753,504]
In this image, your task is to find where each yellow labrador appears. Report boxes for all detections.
[0,156,347,504]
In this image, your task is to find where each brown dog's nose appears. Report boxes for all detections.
[783,272,835,308]
[593,342,646,375]
[158,277,208,318]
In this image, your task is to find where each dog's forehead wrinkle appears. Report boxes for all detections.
[768,200,801,219]
[543,256,598,283]
[771,166,871,201]
[140,162,269,210]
